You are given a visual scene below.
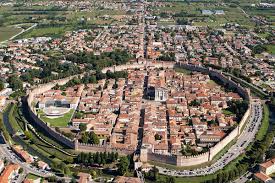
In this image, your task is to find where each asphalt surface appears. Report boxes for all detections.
[157,101,262,177]
[0,144,52,178]
[233,171,251,183]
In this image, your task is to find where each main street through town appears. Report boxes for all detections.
[157,100,262,177]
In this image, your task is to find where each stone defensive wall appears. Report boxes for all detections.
[24,62,251,162]
[144,63,252,167]
[101,61,175,73]
[25,74,84,149]
[75,142,135,155]
[147,153,177,165]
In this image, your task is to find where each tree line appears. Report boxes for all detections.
[65,50,132,71]
[227,100,249,122]
[75,151,119,166]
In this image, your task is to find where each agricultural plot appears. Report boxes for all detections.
[0,26,22,42]
[152,2,254,28]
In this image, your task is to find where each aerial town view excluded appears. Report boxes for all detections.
[0,0,274,183]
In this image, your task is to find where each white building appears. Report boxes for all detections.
[154,87,168,102]
[0,159,4,173]
[260,158,275,175]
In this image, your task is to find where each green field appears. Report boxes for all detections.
[243,6,275,25]
[0,26,22,42]
[38,109,74,127]
[256,104,269,141]
[0,4,127,39]
[18,26,72,39]
[152,2,254,28]
[26,174,41,180]
[265,44,275,55]
[222,109,234,115]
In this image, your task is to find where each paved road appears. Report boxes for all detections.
[158,101,262,177]
[233,171,251,183]
[0,143,52,178]
[9,23,37,41]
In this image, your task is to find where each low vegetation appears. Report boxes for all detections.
[38,109,74,127]
[256,104,269,141]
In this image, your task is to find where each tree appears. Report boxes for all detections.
[75,111,83,119]
[117,156,129,175]
[0,80,4,91]
[79,123,87,132]
[147,166,159,181]
[47,176,57,182]
[154,134,162,140]
[24,130,32,140]
[89,131,99,144]
[189,99,201,107]
[90,170,97,178]
[18,167,23,174]
[70,178,77,183]
[165,176,175,183]
[252,44,267,54]
[8,75,23,91]
[64,166,71,175]
[90,75,97,83]
[81,132,89,143]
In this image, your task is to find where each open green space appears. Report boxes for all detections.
[18,26,72,39]
[222,109,234,115]
[26,173,41,180]
[242,6,275,25]
[38,109,74,127]
[256,104,269,141]
[0,26,22,42]
[265,44,275,55]
[152,2,254,28]
[6,104,75,164]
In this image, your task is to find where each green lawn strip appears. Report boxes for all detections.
[174,67,192,75]
[29,130,71,160]
[8,104,23,133]
[26,173,41,180]
[0,105,13,143]
[256,104,269,141]
[17,24,75,39]
[31,126,75,153]
[222,109,234,115]
[38,109,74,127]
[265,44,275,55]
[31,127,76,154]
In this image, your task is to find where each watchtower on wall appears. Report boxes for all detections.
[140,147,148,162]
